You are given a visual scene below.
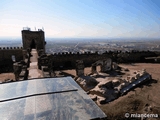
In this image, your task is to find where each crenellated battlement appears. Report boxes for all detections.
[50,50,156,58]
[0,47,23,50]
[0,46,157,74]
[37,50,158,71]
[53,52,99,56]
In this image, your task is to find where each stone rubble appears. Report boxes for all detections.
[76,67,151,104]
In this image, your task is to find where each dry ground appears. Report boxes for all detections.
[0,73,15,82]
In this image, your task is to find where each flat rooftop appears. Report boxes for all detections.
[0,77,106,120]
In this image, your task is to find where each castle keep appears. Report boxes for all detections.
[22,27,46,51]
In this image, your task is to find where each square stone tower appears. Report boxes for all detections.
[21,27,46,51]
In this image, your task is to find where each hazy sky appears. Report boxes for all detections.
[0,0,160,38]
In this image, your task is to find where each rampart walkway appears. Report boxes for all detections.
[28,49,43,79]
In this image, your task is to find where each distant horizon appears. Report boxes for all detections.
[0,36,160,42]
[0,36,160,39]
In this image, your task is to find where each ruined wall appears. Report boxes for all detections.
[51,51,156,67]
[22,30,45,51]
[38,50,157,71]
[116,50,157,63]
[0,47,23,73]
[50,52,113,70]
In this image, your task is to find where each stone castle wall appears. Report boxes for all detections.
[0,47,23,73]
[38,50,157,71]
[52,52,113,68]
[115,50,157,63]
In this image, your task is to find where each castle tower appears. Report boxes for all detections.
[21,27,46,51]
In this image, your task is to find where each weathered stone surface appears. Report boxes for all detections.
[22,29,46,51]
[13,63,22,80]
[97,81,113,89]
[89,94,97,101]
[112,79,121,87]
[76,76,98,91]
[115,82,127,91]
[91,58,112,74]
[101,58,112,72]
[97,96,106,104]
[112,62,118,70]
[75,60,84,76]
[135,73,140,79]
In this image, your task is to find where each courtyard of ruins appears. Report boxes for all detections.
[61,63,160,119]
[0,58,160,119]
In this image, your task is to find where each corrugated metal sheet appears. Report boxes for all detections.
[0,77,106,120]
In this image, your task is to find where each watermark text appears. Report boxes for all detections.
[125,113,159,118]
